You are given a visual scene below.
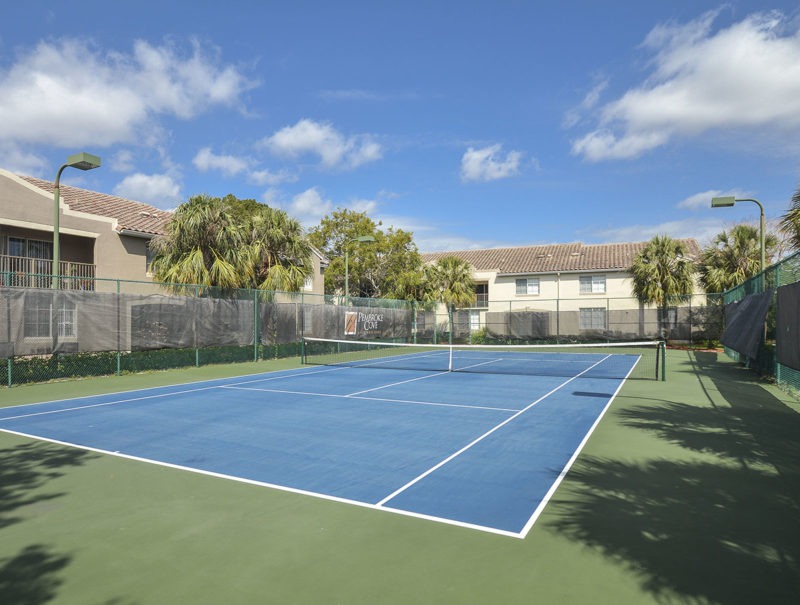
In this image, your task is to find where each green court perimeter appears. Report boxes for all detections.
[1,350,798,604]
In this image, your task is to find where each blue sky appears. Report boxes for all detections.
[2,1,799,252]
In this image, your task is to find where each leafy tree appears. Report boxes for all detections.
[698,224,779,293]
[150,194,312,292]
[779,185,800,252]
[629,235,695,338]
[308,209,421,299]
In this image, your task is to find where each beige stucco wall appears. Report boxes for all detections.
[475,268,706,312]
[0,170,157,293]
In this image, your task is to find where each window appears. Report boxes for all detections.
[515,278,539,296]
[469,310,481,331]
[580,275,606,294]
[474,283,488,307]
[145,241,155,274]
[579,307,606,330]
[8,237,53,259]
[24,294,77,338]
[303,275,314,291]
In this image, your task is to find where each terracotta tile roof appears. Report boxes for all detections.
[420,240,702,274]
[19,175,171,236]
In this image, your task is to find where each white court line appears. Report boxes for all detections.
[0,363,346,416]
[0,364,359,423]
[516,355,641,538]
[0,425,521,539]
[346,370,451,396]
[376,354,612,507]
[347,356,507,397]
[221,385,519,413]
[0,384,224,422]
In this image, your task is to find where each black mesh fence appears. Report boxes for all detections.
[414,297,723,346]
[722,250,800,394]
[0,279,415,387]
[1,274,732,387]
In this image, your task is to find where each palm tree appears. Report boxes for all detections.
[246,205,312,292]
[779,186,800,252]
[699,224,779,293]
[150,194,312,293]
[423,256,475,341]
[149,194,249,292]
[629,235,695,339]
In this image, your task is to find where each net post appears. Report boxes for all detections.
[659,340,666,381]
[300,337,306,364]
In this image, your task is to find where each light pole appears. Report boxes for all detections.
[711,196,765,274]
[52,152,101,288]
[344,235,375,300]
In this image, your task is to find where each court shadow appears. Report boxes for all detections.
[547,350,800,603]
[0,439,97,604]
[0,440,97,529]
[571,391,614,398]
[548,456,799,604]
[0,544,70,604]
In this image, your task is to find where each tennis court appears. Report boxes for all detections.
[0,339,651,538]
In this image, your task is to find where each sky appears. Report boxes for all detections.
[1,1,799,253]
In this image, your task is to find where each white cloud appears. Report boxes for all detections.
[563,78,609,128]
[0,38,256,149]
[110,150,136,172]
[586,217,724,246]
[348,198,379,214]
[113,173,182,207]
[282,187,334,225]
[192,146,249,177]
[460,144,522,182]
[261,119,382,169]
[248,168,297,186]
[573,10,800,161]
[676,189,748,210]
[270,187,382,227]
[0,142,48,175]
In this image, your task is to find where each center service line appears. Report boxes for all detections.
[375,355,611,507]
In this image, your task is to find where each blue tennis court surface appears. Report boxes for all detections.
[0,351,640,538]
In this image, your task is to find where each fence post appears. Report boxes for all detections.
[116,278,121,375]
[5,285,11,387]
[194,285,200,367]
[253,289,259,362]
[412,300,417,344]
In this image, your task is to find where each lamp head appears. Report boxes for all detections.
[356,235,376,243]
[66,152,101,171]
[711,196,736,208]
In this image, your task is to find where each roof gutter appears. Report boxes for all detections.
[117,229,158,239]
[498,267,630,277]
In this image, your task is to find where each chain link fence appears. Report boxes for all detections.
[419,296,723,347]
[721,250,800,395]
[0,275,416,387]
[2,273,725,387]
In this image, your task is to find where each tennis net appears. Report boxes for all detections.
[301,337,666,380]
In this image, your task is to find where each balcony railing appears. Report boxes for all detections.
[0,255,96,290]
[475,292,489,308]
